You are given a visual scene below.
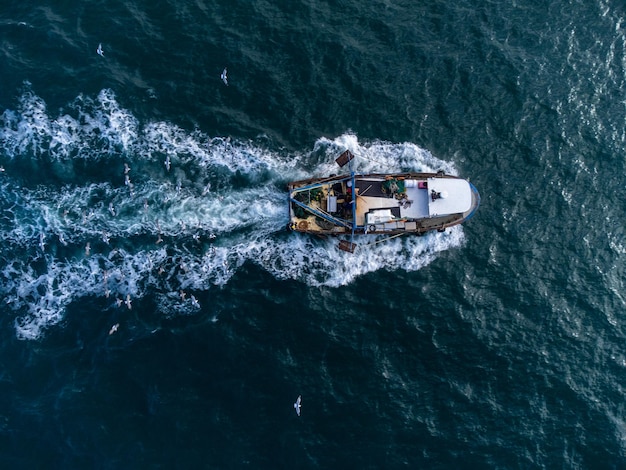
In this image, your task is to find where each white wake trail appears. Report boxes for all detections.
[0,86,466,339]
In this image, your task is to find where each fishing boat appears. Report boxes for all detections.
[287,150,480,252]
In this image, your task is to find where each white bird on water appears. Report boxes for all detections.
[221,67,228,86]
[125,294,132,310]
[165,155,171,172]
[97,43,104,57]
[294,395,302,416]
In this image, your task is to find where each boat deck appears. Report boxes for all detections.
[288,171,478,236]
[354,178,429,226]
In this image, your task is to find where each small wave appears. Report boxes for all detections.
[0,85,465,339]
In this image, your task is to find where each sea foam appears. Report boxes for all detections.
[0,86,465,339]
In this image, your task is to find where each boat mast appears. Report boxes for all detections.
[335,150,357,253]
[350,160,356,239]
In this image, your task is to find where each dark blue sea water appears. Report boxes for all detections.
[1,0,626,468]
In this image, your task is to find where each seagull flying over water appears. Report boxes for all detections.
[165,155,171,172]
[220,67,228,86]
[294,395,301,416]
[125,294,132,310]
[97,43,104,57]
